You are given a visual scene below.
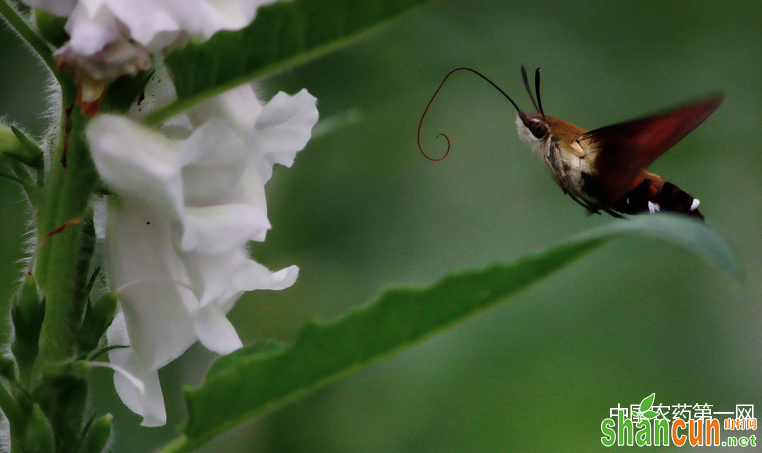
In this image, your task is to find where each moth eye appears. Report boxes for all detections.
[529,121,547,139]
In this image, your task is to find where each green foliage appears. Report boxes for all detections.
[34,8,68,48]
[177,214,738,449]
[146,0,435,124]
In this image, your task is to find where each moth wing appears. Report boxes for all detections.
[577,95,723,204]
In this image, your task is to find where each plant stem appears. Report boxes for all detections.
[32,105,98,384]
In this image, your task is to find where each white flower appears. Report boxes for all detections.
[87,84,318,426]
[26,0,270,53]
[62,0,273,56]
[24,0,274,107]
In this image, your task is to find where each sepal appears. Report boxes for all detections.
[5,126,44,172]
[4,387,55,453]
[0,125,44,204]
[77,413,113,453]
[11,126,45,171]
[11,276,45,386]
[26,403,56,453]
[77,292,118,355]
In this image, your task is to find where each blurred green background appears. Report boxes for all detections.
[1,0,760,451]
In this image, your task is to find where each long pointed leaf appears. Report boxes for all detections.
[146,0,435,124]
[177,214,739,449]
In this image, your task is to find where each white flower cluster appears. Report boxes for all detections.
[24,0,318,427]
[89,85,317,426]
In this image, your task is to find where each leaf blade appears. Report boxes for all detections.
[181,214,739,446]
[146,0,435,124]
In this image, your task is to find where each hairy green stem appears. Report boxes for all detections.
[32,106,98,383]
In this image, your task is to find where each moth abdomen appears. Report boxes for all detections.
[612,174,703,220]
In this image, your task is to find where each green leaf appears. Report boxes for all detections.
[146,0,435,124]
[641,410,658,419]
[10,126,45,171]
[205,340,286,381]
[99,70,153,114]
[173,214,739,450]
[34,8,68,48]
[640,393,656,413]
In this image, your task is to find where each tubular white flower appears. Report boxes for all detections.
[88,84,318,426]
[23,0,274,106]
[25,0,272,53]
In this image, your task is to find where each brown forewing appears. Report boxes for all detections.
[577,95,723,204]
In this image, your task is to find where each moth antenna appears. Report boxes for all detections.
[520,65,542,115]
[534,67,545,117]
[418,67,521,161]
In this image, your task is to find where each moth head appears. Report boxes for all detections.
[516,111,549,144]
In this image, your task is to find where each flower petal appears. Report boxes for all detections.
[193,304,243,355]
[234,262,299,293]
[187,83,262,132]
[147,0,272,42]
[236,165,268,241]
[92,0,181,50]
[116,365,165,427]
[89,115,185,220]
[65,1,123,56]
[58,0,270,55]
[107,313,167,427]
[181,204,269,255]
[179,119,248,206]
[250,89,319,182]
[181,248,251,308]
[106,198,198,369]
